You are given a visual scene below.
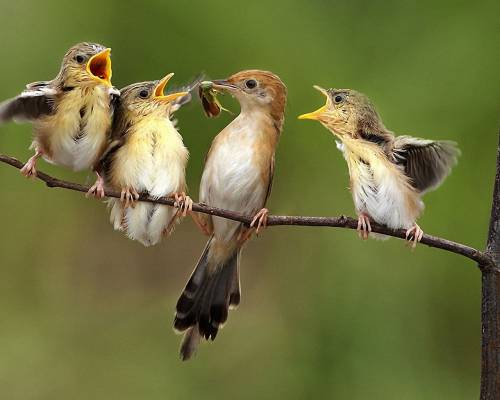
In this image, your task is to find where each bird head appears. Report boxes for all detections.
[298,86,386,139]
[210,70,287,129]
[59,42,113,88]
[118,73,188,117]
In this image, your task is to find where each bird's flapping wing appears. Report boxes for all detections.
[392,135,460,193]
[0,81,58,123]
[169,74,204,114]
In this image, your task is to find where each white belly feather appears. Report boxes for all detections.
[109,117,188,246]
[200,116,268,243]
[35,86,111,171]
[343,141,422,230]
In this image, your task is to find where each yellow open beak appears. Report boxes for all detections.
[298,85,330,120]
[154,73,188,102]
[87,48,112,87]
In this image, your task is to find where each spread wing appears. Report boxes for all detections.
[392,135,460,193]
[0,81,58,123]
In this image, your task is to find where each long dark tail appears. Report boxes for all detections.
[174,237,240,361]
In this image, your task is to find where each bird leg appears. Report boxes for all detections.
[163,210,182,237]
[357,213,372,240]
[120,187,140,208]
[237,227,254,245]
[405,223,424,249]
[20,149,43,178]
[173,192,193,217]
[250,208,269,235]
[86,172,105,199]
[190,212,212,236]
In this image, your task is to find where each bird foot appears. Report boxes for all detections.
[20,151,42,178]
[250,208,269,235]
[405,224,424,249]
[86,173,105,199]
[357,213,372,240]
[173,192,193,217]
[190,212,211,236]
[120,187,140,208]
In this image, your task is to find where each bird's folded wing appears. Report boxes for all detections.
[0,81,58,123]
[392,135,460,193]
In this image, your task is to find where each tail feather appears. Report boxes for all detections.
[174,236,240,360]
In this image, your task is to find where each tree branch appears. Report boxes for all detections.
[0,153,495,270]
[480,128,500,399]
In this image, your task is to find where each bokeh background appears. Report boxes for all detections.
[0,1,499,399]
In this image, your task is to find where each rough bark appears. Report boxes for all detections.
[480,130,500,400]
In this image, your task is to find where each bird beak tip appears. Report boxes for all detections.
[87,48,112,86]
[154,74,187,102]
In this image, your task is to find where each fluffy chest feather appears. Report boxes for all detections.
[35,86,112,171]
[342,138,422,228]
[200,113,277,241]
[110,116,188,198]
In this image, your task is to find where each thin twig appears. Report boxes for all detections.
[0,153,495,270]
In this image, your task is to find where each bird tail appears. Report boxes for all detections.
[174,236,240,361]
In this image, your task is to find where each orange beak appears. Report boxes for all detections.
[87,48,112,87]
[154,73,188,102]
[298,85,330,121]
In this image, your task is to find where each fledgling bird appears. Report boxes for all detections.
[299,86,459,246]
[174,70,287,360]
[93,74,192,247]
[0,42,119,185]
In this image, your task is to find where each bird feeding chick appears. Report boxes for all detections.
[299,86,459,247]
[198,81,232,118]
[0,42,119,185]
[92,73,192,247]
[175,70,287,360]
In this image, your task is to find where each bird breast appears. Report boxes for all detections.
[200,114,276,241]
[35,86,111,171]
[110,117,188,198]
[343,139,423,229]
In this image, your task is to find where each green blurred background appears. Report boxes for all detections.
[0,1,499,399]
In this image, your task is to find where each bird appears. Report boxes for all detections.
[299,86,459,246]
[0,42,119,188]
[92,73,193,247]
[174,70,287,360]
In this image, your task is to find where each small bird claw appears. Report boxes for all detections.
[250,208,269,235]
[405,224,424,249]
[120,187,140,208]
[86,173,105,199]
[357,213,372,240]
[174,192,193,217]
[20,151,42,179]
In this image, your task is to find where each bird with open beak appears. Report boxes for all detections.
[299,86,459,246]
[93,74,192,247]
[0,42,118,187]
[174,70,287,360]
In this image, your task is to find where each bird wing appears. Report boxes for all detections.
[263,154,275,206]
[0,81,58,123]
[169,74,204,114]
[392,135,460,193]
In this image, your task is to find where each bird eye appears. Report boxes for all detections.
[139,90,149,98]
[75,54,86,64]
[245,79,257,89]
[334,94,345,103]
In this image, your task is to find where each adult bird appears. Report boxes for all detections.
[299,86,459,246]
[174,70,287,360]
[93,74,192,247]
[0,42,118,188]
